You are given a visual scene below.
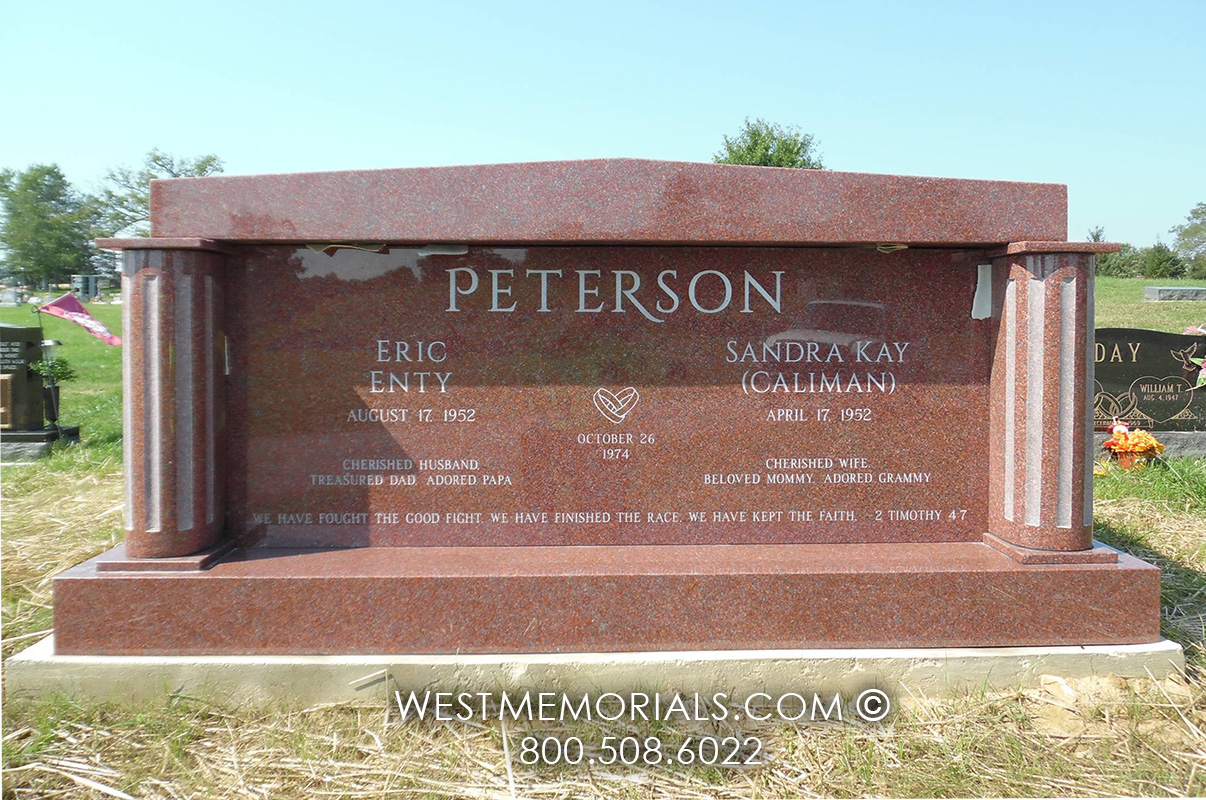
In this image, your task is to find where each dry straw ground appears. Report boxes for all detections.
[2,456,1205,798]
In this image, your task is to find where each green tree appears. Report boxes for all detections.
[1095,243,1140,277]
[1088,228,1140,277]
[713,118,824,169]
[1138,242,1186,279]
[1170,201,1206,259]
[1169,202,1206,279]
[97,148,223,236]
[0,164,97,288]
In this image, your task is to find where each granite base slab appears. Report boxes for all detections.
[52,542,1161,656]
[1,426,80,463]
[6,635,1184,706]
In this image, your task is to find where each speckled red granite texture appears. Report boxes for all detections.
[221,245,993,548]
[1004,241,1120,255]
[59,163,1163,658]
[123,250,225,558]
[97,237,225,252]
[983,533,1116,564]
[52,543,1160,655]
[95,542,234,572]
[148,159,1068,245]
[986,253,1095,553]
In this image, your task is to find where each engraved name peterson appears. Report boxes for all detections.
[446,267,785,322]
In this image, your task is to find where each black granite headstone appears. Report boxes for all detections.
[0,323,44,431]
[1093,328,1206,432]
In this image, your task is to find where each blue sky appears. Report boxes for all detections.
[2,0,1201,246]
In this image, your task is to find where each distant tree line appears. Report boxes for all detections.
[1090,204,1206,280]
[0,150,223,289]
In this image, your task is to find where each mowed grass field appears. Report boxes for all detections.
[2,280,1206,798]
[1095,276,1206,332]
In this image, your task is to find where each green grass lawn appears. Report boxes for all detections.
[1095,276,1206,332]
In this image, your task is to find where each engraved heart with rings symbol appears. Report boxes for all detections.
[593,387,640,424]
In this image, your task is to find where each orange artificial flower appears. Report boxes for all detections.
[1102,428,1165,456]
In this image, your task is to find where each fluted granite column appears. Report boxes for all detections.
[987,246,1113,561]
[122,249,225,557]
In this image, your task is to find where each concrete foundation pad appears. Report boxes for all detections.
[5,635,1185,707]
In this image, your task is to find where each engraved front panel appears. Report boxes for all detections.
[225,246,993,547]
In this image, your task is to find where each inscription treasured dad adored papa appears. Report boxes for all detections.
[225,245,984,549]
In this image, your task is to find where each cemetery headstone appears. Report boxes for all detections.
[0,323,79,462]
[71,274,101,301]
[0,323,43,432]
[43,160,1163,656]
[1093,328,1206,432]
[1142,286,1206,302]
